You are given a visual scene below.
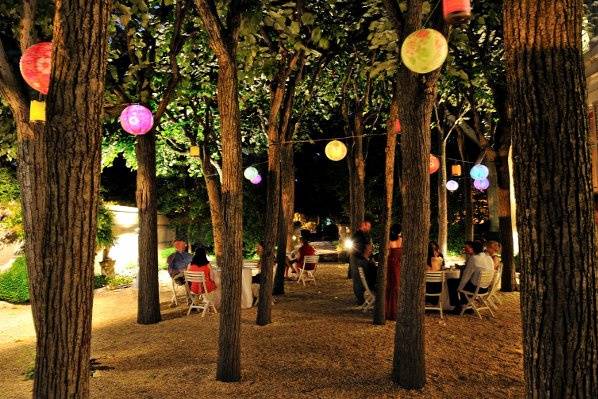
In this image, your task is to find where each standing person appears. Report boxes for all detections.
[385,224,403,320]
[349,218,373,304]
[167,240,193,285]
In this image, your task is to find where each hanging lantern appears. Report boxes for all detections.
[20,42,52,94]
[244,166,258,180]
[189,146,200,157]
[120,104,154,135]
[470,164,489,180]
[446,180,459,192]
[400,29,448,74]
[325,140,347,161]
[474,178,490,191]
[393,119,401,133]
[443,0,472,25]
[250,174,262,185]
[429,154,440,174]
[29,100,46,122]
[451,164,462,176]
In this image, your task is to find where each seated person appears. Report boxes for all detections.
[457,240,494,302]
[426,241,444,271]
[167,240,193,285]
[187,247,217,295]
[485,240,502,271]
[292,236,316,272]
[252,241,264,285]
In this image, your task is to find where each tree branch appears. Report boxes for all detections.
[0,40,26,114]
[383,0,404,33]
[19,0,37,53]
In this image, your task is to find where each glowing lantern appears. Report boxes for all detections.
[474,178,490,191]
[250,174,262,185]
[29,100,46,122]
[443,0,472,25]
[20,42,52,94]
[470,164,489,180]
[446,180,459,192]
[189,146,200,157]
[429,154,440,174]
[244,166,258,180]
[325,140,347,161]
[393,119,401,133]
[400,29,448,74]
[451,164,462,176]
[120,104,153,135]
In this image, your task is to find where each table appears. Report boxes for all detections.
[441,269,461,310]
[210,261,260,309]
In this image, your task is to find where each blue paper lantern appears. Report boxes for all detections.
[470,164,489,180]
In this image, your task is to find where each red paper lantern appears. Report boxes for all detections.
[429,154,440,174]
[393,119,401,133]
[443,0,472,25]
[20,42,52,94]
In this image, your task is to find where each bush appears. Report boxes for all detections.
[94,274,109,289]
[0,257,29,303]
[159,247,176,270]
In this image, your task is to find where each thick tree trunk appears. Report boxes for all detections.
[273,140,294,295]
[438,140,448,255]
[200,146,223,264]
[374,87,399,325]
[486,158,500,236]
[351,114,366,228]
[135,132,161,324]
[465,177,474,240]
[496,149,516,291]
[504,0,598,396]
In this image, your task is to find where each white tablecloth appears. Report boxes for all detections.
[210,261,260,309]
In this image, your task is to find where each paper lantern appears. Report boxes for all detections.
[120,104,153,135]
[29,100,46,122]
[189,146,200,157]
[250,174,262,185]
[429,154,440,174]
[470,164,489,180]
[20,42,52,94]
[325,140,347,161]
[400,29,448,74]
[446,180,459,192]
[443,0,472,25]
[474,178,490,191]
[393,119,401,133]
[244,166,258,180]
[451,164,462,176]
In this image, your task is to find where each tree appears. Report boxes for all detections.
[193,0,249,382]
[0,0,112,396]
[504,0,598,396]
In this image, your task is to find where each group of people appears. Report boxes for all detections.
[347,217,504,319]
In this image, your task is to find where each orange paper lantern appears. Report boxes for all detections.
[429,154,440,174]
[443,0,472,25]
[451,164,462,176]
[20,42,52,94]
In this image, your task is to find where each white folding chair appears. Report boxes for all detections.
[458,270,495,319]
[170,272,186,306]
[297,255,319,286]
[486,264,503,310]
[183,271,217,317]
[425,271,446,319]
[357,266,375,312]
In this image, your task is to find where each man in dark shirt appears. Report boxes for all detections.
[349,219,373,304]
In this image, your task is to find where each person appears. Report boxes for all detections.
[426,241,444,271]
[252,241,265,285]
[462,240,475,263]
[167,240,193,285]
[187,246,217,295]
[385,224,402,321]
[293,235,316,273]
[456,240,494,307]
[349,218,373,304]
[485,241,502,271]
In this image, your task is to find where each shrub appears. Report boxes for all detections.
[0,257,29,303]
[94,275,109,289]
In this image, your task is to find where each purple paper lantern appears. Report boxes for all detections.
[474,178,490,191]
[250,174,262,185]
[120,104,154,135]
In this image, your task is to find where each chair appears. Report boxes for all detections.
[424,271,446,319]
[458,270,495,319]
[170,272,186,306]
[183,271,217,317]
[297,255,319,286]
[357,266,375,312]
[486,264,503,310]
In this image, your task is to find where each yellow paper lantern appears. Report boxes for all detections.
[29,100,46,122]
[189,146,200,157]
[325,140,347,161]
[401,29,448,74]
[451,164,462,176]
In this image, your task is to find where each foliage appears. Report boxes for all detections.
[0,256,29,303]
[159,246,176,270]
[94,275,109,289]
[0,167,23,243]
[96,201,116,250]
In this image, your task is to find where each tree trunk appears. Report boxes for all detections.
[352,114,366,227]
[135,133,161,324]
[29,1,112,396]
[273,140,294,295]
[486,158,500,236]
[465,177,474,240]
[374,86,399,325]
[200,146,223,265]
[438,139,448,255]
[504,0,598,396]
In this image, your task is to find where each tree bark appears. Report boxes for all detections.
[504,0,598,396]
[135,132,161,324]
[486,157,500,236]
[273,139,294,295]
[438,138,448,255]
[199,143,223,265]
[465,177,474,240]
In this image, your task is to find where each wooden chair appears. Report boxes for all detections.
[425,271,446,319]
[458,270,495,319]
[297,255,319,286]
[183,271,217,317]
[357,266,375,312]
[486,264,503,310]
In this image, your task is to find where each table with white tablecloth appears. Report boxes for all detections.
[209,261,260,309]
[441,269,461,310]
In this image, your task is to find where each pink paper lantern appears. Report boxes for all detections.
[250,174,262,185]
[120,104,154,135]
[20,42,52,94]
[429,154,440,174]
[474,178,490,191]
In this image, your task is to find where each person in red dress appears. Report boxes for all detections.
[385,224,402,321]
[293,235,316,271]
[187,246,217,295]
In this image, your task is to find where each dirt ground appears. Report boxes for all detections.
[0,264,524,398]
